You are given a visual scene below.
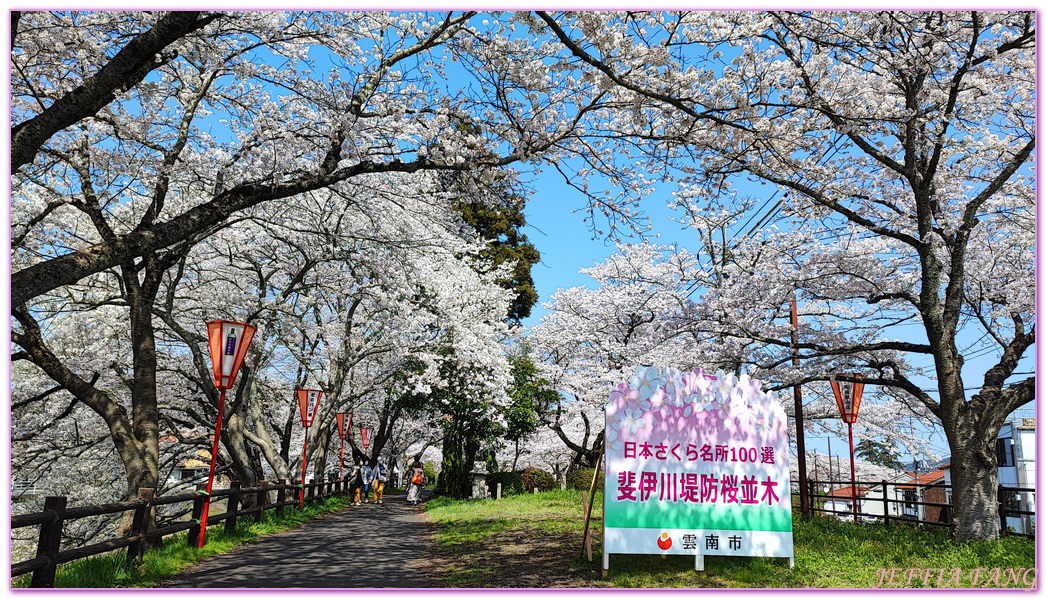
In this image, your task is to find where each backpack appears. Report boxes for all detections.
[411,470,423,485]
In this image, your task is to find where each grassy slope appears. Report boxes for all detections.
[424,489,1035,588]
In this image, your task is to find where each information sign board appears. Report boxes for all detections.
[603,367,794,571]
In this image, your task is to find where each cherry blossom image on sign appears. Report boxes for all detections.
[604,366,793,566]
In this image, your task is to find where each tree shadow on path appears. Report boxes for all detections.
[162,489,435,588]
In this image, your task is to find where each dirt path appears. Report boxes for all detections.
[161,489,435,588]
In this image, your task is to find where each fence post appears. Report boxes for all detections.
[881,480,890,526]
[255,481,267,523]
[276,479,287,516]
[808,481,815,514]
[997,484,1007,534]
[225,481,241,533]
[187,483,207,547]
[126,487,155,565]
[30,496,67,588]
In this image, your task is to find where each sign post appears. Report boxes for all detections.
[603,367,794,572]
[336,412,353,484]
[296,389,324,509]
[830,374,865,524]
[199,320,257,548]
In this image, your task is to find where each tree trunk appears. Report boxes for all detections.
[222,411,261,506]
[949,447,1000,542]
[312,425,333,482]
[944,404,1003,542]
[440,419,478,499]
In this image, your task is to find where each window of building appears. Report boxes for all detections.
[996,438,1015,467]
[903,489,916,508]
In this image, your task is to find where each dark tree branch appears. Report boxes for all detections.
[11,11,220,172]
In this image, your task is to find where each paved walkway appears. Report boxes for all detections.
[162,488,435,588]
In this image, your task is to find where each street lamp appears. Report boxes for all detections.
[335,412,353,484]
[199,320,257,548]
[830,373,865,524]
[296,388,324,509]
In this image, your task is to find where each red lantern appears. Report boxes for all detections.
[830,373,864,424]
[830,373,865,524]
[297,389,323,427]
[335,412,353,483]
[199,319,257,548]
[360,426,373,453]
[205,320,257,389]
[336,412,353,440]
[295,388,324,509]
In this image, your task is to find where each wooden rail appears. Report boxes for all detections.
[798,479,1035,538]
[11,477,352,587]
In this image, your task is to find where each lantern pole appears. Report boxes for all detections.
[198,320,256,548]
[299,426,310,509]
[848,421,858,524]
[338,431,345,484]
[198,389,227,548]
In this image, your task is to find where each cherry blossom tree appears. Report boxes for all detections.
[10,10,652,306]
[152,172,518,487]
[531,243,712,470]
[11,9,1033,546]
[532,10,1034,541]
[11,10,552,510]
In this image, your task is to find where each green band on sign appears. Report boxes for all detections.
[604,499,792,532]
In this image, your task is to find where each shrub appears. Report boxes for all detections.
[566,468,597,491]
[423,461,438,488]
[485,471,524,496]
[521,467,556,492]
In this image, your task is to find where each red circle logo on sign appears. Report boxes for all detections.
[657,532,672,550]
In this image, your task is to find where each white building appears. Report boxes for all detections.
[938,409,1035,535]
[993,410,1035,534]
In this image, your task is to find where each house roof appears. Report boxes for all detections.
[897,467,947,489]
[826,486,871,498]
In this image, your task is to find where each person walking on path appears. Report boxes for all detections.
[362,462,373,503]
[370,457,388,504]
[406,458,424,505]
[350,459,365,506]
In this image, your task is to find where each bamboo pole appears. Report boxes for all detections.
[580,444,604,559]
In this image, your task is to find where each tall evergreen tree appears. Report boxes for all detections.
[455,192,540,323]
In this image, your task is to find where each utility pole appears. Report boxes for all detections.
[827,436,833,487]
[791,294,809,516]
[910,417,922,521]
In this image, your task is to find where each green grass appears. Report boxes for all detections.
[12,494,355,588]
[424,490,1036,588]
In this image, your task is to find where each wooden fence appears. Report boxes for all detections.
[799,478,1035,538]
[11,477,351,588]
